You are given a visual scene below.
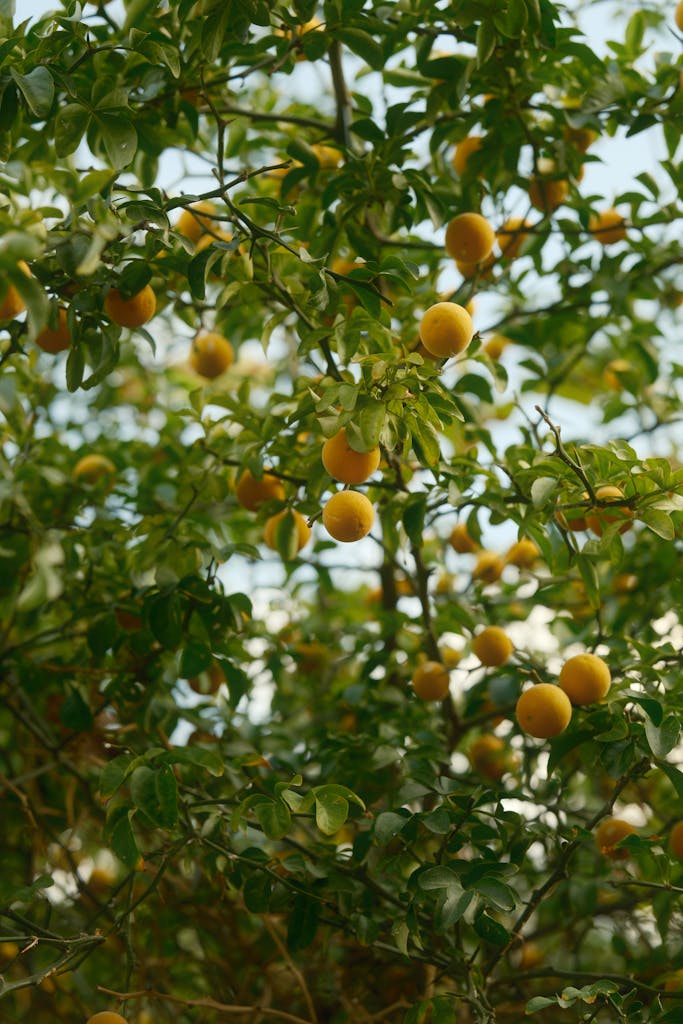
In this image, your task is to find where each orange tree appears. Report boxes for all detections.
[1,1,683,1022]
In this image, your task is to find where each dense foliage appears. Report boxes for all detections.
[2,1,683,1022]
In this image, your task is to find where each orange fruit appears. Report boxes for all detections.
[189,331,234,379]
[676,0,683,32]
[555,494,589,532]
[669,821,683,859]
[595,817,635,858]
[529,161,569,213]
[73,454,116,486]
[264,509,311,554]
[311,143,342,168]
[35,307,71,353]
[472,550,504,583]
[483,334,510,361]
[235,469,285,511]
[176,201,217,244]
[456,251,495,280]
[188,660,225,695]
[602,358,631,390]
[505,538,540,568]
[516,684,572,738]
[559,653,611,705]
[564,125,597,152]
[472,626,513,667]
[497,217,530,260]
[86,1014,129,1024]
[104,285,156,328]
[322,428,381,484]
[445,213,496,264]
[419,301,473,358]
[452,135,483,176]
[518,941,545,969]
[322,490,374,542]
[412,661,450,701]
[0,260,30,320]
[449,522,479,553]
[589,209,627,245]
[585,485,633,536]
[469,735,512,780]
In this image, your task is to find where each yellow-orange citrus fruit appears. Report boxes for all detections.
[452,135,483,176]
[595,817,635,858]
[529,161,569,212]
[195,228,235,254]
[456,251,495,280]
[445,213,496,264]
[0,941,19,962]
[322,427,381,484]
[235,469,285,511]
[73,454,117,486]
[663,969,683,992]
[311,143,342,168]
[669,821,683,859]
[472,550,505,583]
[497,217,530,260]
[36,307,71,353]
[419,301,473,358]
[0,260,30,320]
[440,644,461,667]
[518,942,545,969]
[564,125,597,152]
[472,626,513,668]
[469,735,511,780]
[559,652,611,705]
[412,660,450,701]
[188,660,225,695]
[483,334,510,361]
[176,201,217,244]
[516,683,572,738]
[676,0,683,31]
[322,490,374,542]
[264,509,311,554]
[603,358,631,390]
[505,537,540,569]
[585,485,632,536]
[449,522,479,554]
[86,1013,129,1024]
[104,285,156,328]
[189,331,234,379]
[589,209,627,245]
[555,493,589,532]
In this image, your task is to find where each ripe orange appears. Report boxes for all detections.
[516,684,572,738]
[73,454,116,486]
[589,209,627,245]
[189,331,234,379]
[188,660,225,695]
[469,735,513,780]
[452,135,483,176]
[472,550,505,584]
[36,307,71,353]
[412,661,450,701]
[235,469,285,511]
[670,821,683,859]
[676,0,683,32]
[311,143,342,168]
[559,653,611,705]
[0,260,30,320]
[445,213,496,264]
[497,217,530,260]
[472,626,513,668]
[595,817,635,858]
[86,1013,129,1024]
[419,301,473,358]
[104,285,156,328]
[564,125,597,152]
[264,509,311,554]
[456,251,495,280]
[449,522,479,554]
[529,161,569,213]
[555,494,589,532]
[322,490,374,542]
[322,427,381,484]
[483,334,511,361]
[176,201,217,244]
[505,538,540,569]
[585,485,633,536]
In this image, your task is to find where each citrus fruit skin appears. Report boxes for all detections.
[264,509,311,553]
[104,285,156,328]
[456,252,495,280]
[322,427,381,485]
[452,135,483,176]
[516,683,572,738]
[669,821,683,859]
[589,209,627,244]
[86,1013,129,1024]
[188,661,224,695]
[506,538,539,568]
[445,213,495,264]
[564,125,597,152]
[676,0,683,32]
[529,162,569,212]
[472,626,513,668]
[412,661,450,701]
[559,653,611,705]
[469,735,511,780]
[419,301,473,358]
[322,490,374,543]
[449,522,479,554]
[483,334,510,361]
[189,331,234,379]
[235,469,285,511]
[497,217,530,260]
[595,817,635,858]
[472,550,504,583]
[73,454,117,486]
[585,485,632,536]
[0,260,30,320]
[176,201,217,244]
[36,307,70,353]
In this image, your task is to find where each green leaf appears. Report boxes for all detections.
[439,889,474,929]
[639,508,674,540]
[105,804,140,868]
[315,790,348,835]
[476,21,497,65]
[148,591,182,648]
[374,810,410,844]
[530,476,556,507]
[55,103,90,157]
[526,996,558,1014]
[100,756,135,800]
[287,892,319,951]
[254,799,291,840]
[473,911,509,945]
[473,877,516,912]
[10,66,54,118]
[180,642,213,678]
[97,113,138,170]
[644,715,680,759]
[418,866,461,891]
[59,689,93,733]
[158,747,224,777]
[130,765,178,828]
[243,872,272,913]
[337,27,384,69]
[403,494,426,547]
[410,416,441,467]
